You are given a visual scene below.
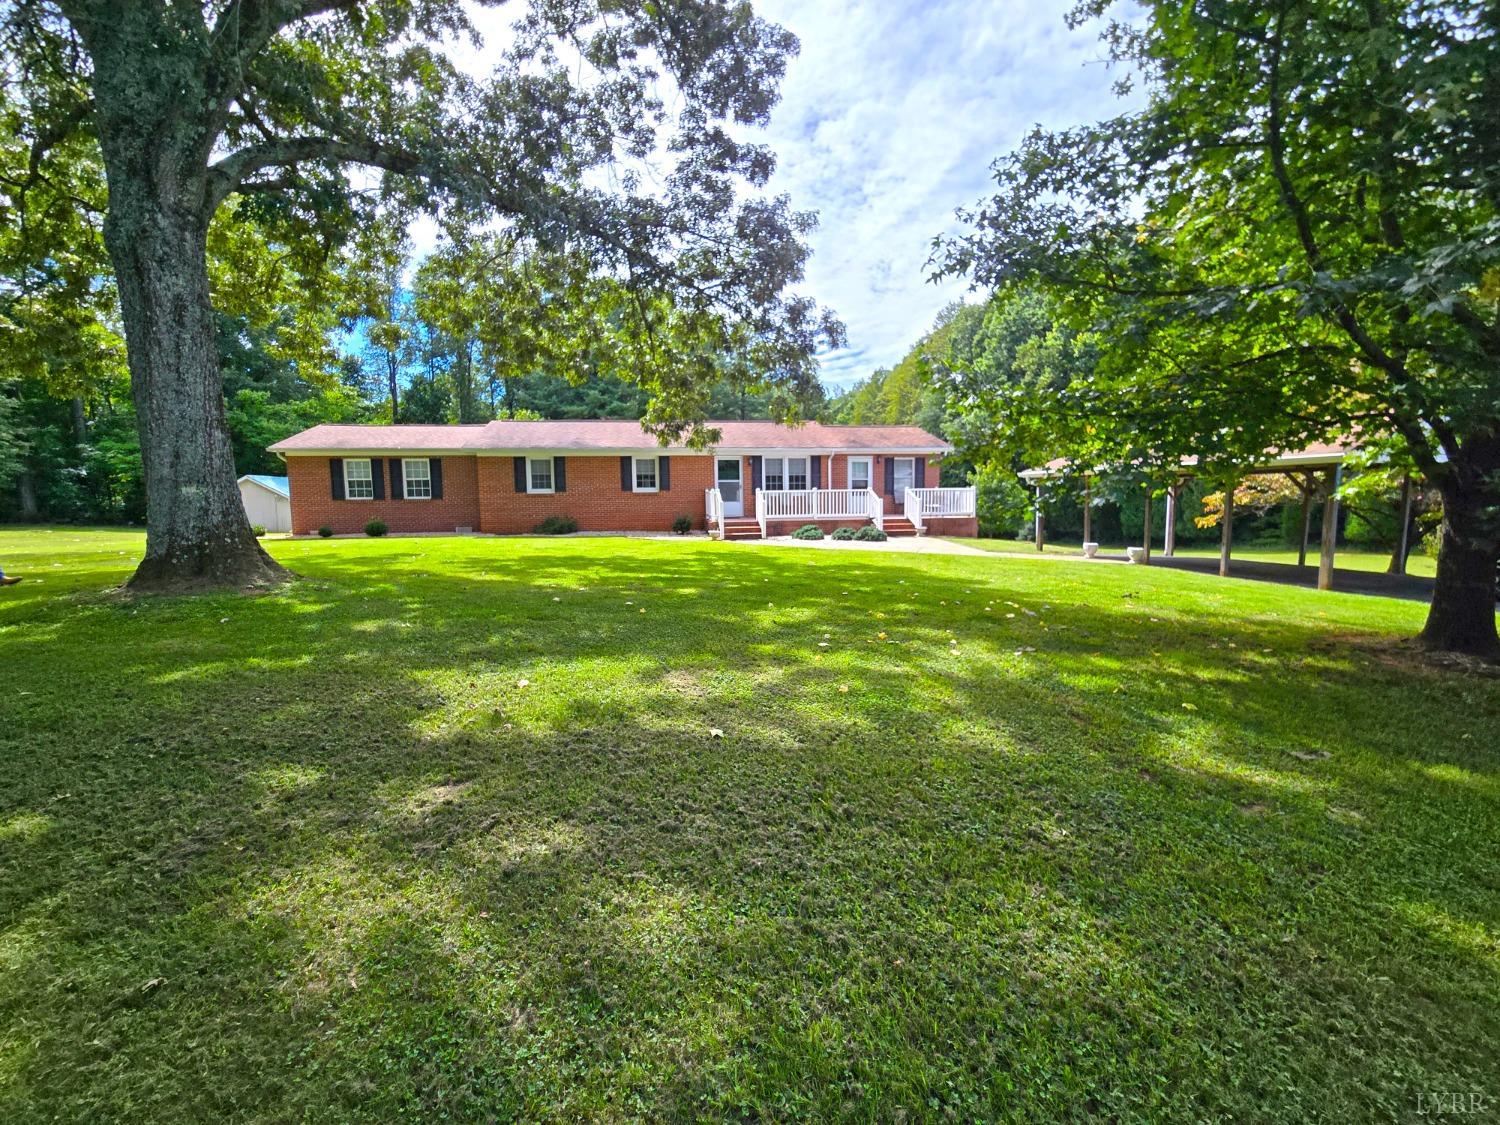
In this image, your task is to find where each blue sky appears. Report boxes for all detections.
[747,0,1130,388]
[428,2,1132,393]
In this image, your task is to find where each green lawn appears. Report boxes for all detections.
[2,527,1496,1121]
[959,537,1439,577]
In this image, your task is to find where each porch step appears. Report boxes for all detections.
[883,518,919,537]
[722,519,763,540]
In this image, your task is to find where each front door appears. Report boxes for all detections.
[717,457,744,517]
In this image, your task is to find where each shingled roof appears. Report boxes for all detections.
[269,420,951,455]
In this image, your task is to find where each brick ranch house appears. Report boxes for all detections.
[268,420,978,539]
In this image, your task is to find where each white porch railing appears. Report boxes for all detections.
[757,488,877,521]
[903,488,925,533]
[704,487,724,537]
[906,486,977,524]
[867,488,883,532]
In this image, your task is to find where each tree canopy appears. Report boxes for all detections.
[934,0,1500,654]
[2,0,840,587]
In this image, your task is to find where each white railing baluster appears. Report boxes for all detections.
[704,487,724,537]
[903,488,925,533]
[905,487,977,519]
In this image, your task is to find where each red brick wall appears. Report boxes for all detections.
[476,455,714,533]
[286,450,969,536]
[286,456,481,535]
[924,516,980,537]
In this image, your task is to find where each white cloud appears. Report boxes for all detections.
[750,0,1130,387]
[415,1,1130,391]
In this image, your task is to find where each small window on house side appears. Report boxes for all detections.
[528,457,554,493]
[344,458,374,500]
[849,457,872,491]
[403,458,432,499]
[633,457,658,492]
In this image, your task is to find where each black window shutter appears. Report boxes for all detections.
[390,459,404,500]
[430,458,443,499]
[811,455,822,488]
[884,457,895,495]
[554,457,566,492]
[750,456,762,491]
[370,458,385,500]
[330,458,345,500]
[620,456,632,491]
[513,456,527,492]
[659,456,670,492]
[916,458,927,487]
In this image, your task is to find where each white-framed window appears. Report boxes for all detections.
[344,458,374,500]
[633,456,658,492]
[403,458,432,499]
[893,456,916,495]
[762,456,809,491]
[849,456,872,491]
[528,457,554,494]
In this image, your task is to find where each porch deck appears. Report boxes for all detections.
[706,486,976,540]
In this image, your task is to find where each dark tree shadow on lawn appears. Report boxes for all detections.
[1,540,1497,1120]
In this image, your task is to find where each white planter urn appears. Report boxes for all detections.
[1125,546,1146,564]
[1082,542,1100,559]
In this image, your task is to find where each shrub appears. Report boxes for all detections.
[791,523,825,540]
[533,515,579,535]
[672,514,694,535]
[364,520,388,537]
[317,525,333,538]
[830,526,857,541]
[853,525,888,542]
[249,524,267,538]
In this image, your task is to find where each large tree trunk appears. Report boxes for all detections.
[1420,481,1498,656]
[102,183,288,592]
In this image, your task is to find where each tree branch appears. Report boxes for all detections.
[1264,3,1406,379]
[205,135,420,212]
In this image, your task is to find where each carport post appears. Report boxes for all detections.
[1297,478,1313,567]
[1082,480,1092,545]
[1034,486,1045,552]
[1163,485,1177,557]
[1391,474,1413,576]
[1318,467,1340,591]
[1219,484,1234,577]
[1141,488,1152,564]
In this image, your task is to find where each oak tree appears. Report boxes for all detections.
[5,0,836,589]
